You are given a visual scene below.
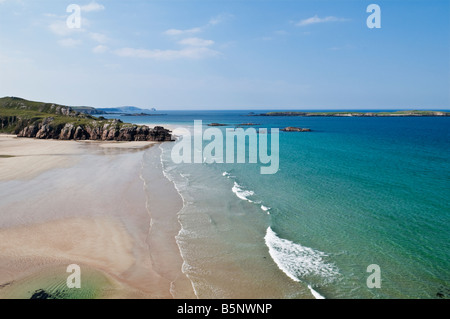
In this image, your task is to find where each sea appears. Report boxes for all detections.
[107,110,450,299]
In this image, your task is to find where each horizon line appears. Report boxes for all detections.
[1,96,449,112]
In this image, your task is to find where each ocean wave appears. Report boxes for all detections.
[261,205,270,212]
[232,182,255,202]
[222,171,236,179]
[308,285,325,299]
[226,174,270,211]
[264,227,339,298]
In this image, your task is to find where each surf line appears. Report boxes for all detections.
[170,120,279,175]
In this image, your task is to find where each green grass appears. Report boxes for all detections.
[0,97,137,134]
[0,96,62,114]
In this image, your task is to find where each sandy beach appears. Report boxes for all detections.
[0,134,195,299]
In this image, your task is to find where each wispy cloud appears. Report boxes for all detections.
[93,44,109,54]
[164,27,202,36]
[81,1,105,13]
[58,38,82,47]
[179,37,214,47]
[258,30,288,41]
[208,13,234,26]
[125,14,226,60]
[295,15,348,27]
[46,3,108,49]
[115,47,220,60]
[164,13,232,36]
[48,20,85,36]
[90,32,109,43]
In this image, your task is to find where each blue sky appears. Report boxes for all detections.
[0,0,449,110]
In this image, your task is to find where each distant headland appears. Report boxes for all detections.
[0,97,172,142]
[251,110,449,117]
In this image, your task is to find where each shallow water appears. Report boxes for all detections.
[135,112,450,299]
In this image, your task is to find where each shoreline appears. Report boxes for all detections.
[0,134,194,299]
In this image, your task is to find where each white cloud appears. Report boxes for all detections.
[115,47,220,60]
[258,30,288,41]
[164,13,232,37]
[48,20,82,36]
[48,18,89,36]
[93,45,109,53]
[179,37,214,47]
[43,13,60,18]
[90,32,108,43]
[58,38,82,47]
[48,20,73,36]
[208,13,233,26]
[81,2,105,12]
[164,27,202,36]
[295,15,348,27]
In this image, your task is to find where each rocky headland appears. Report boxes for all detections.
[0,97,173,142]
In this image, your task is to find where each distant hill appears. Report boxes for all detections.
[98,106,155,114]
[71,106,106,115]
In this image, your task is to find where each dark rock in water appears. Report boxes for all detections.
[237,123,260,126]
[436,286,450,299]
[208,123,228,127]
[30,289,54,299]
[281,127,311,132]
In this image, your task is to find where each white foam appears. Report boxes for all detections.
[308,285,325,299]
[232,182,255,202]
[261,205,271,215]
[264,227,339,299]
[158,142,198,298]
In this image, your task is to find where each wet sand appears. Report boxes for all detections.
[0,134,195,299]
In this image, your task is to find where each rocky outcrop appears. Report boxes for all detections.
[1,97,173,142]
[10,117,172,142]
[1,116,18,130]
[208,123,228,126]
[281,127,311,132]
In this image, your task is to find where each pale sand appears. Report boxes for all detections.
[0,134,194,299]
[0,135,82,181]
[0,135,157,180]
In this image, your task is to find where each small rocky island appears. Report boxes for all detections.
[281,127,311,132]
[208,123,228,127]
[0,97,173,142]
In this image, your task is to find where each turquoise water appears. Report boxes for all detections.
[123,112,450,299]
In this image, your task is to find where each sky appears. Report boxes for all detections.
[0,0,449,110]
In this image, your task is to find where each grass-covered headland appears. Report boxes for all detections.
[0,97,172,141]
